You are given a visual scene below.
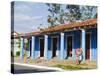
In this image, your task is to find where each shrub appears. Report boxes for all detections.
[16,51,20,56]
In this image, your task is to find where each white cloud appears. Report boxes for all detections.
[14,14,44,22]
[14,4,33,15]
[14,13,47,33]
[13,2,48,33]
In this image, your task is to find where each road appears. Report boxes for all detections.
[11,64,59,74]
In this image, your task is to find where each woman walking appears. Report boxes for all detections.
[75,48,83,65]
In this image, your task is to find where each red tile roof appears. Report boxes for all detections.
[11,31,19,38]
[16,18,97,37]
[41,18,97,33]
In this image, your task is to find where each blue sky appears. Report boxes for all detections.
[14,1,49,33]
[13,1,97,33]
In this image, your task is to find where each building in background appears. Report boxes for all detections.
[11,31,20,56]
[15,19,97,61]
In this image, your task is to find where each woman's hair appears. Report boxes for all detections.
[76,48,82,56]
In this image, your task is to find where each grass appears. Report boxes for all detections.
[53,64,89,70]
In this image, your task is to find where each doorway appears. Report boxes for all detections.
[40,39,44,57]
[67,35,73,57]
[29,39,32,57]
[85,33,90,60]
[52,37,58,58]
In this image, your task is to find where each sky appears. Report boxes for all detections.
[12,1,97,33]
[13,1,49,33]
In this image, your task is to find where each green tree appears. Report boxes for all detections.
[46,3,97,27]
[80,6,97,20]
[46,3,62,26]
[46,4,81,26]
[94,13,97,18]
[65,5,81,22]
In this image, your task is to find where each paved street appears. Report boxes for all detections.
[11,64,59,74]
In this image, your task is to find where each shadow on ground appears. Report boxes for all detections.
[11,64,58,74]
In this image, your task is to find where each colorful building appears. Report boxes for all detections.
[11,31,20,56]
[14,18,97,61]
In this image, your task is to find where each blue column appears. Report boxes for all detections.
[28,39,30,51]
[31,36,35,59]
[26,39,29,57]
[72,35,75,60]
[60,32,64,60]
[44,35,48,59]
[20,37,24,59]
[81,29,86,60]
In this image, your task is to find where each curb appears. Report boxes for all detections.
[14,62,65,71]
